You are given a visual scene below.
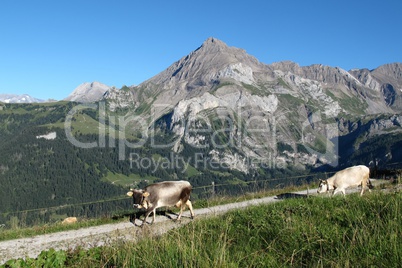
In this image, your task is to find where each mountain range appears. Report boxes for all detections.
[102,37,402,170]
[2,37,401,170]
[0,82,111,104]
[1,37,401,226]
[2,38,401,111]
[0,94,45,103]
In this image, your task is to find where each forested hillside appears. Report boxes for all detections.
[0,102,304,227]
[1,39,402,228]
[0,103,123,225]
[1,95,402,228]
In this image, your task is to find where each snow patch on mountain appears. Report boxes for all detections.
[0,94,44,103]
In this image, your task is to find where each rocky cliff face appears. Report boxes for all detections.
[104,38,402,171]
[350,63,402,111]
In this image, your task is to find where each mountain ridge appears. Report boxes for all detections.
[0,93,45,103]
[2,38,400,107]
[105,38,401,115]
[0,37,401,227]
[102,37,402,171]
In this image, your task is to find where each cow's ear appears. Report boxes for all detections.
[143,192,150,197]
[126,191,133,197]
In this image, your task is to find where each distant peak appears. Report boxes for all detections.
[64,81,111,102]
[204,37,221,43]
[200,37,228,49]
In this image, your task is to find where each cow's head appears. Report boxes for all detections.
[317,180,329,194]
[127,189,150,209]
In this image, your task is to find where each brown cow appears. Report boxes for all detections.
[127,180,195,226]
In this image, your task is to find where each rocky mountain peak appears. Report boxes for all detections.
[106,38,402,116]
[101,38,402,170]
[373,63,402,76]
[145,37,265,89]
[197,37,229,52]
[65,81,111,103]
[371,63,402,85]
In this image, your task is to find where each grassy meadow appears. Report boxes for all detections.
[3,191,401,267]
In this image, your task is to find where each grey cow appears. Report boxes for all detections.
[127,180,195,226]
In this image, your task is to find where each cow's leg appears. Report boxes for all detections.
[150,208,157,224]
[177,206,184,221]
[142,211,151,226]
[142,208,156,226]
[331,187,337,196]
[175,200,195,221]
[186,200,195,219]
[174,200,184,221]
[360,183,365,196]
[332,188,343,196]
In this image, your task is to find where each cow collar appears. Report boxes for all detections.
[139,191,150,209]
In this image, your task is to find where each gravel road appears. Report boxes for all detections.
[0,184,386,264]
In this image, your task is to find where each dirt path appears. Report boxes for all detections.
[0,184,388,264]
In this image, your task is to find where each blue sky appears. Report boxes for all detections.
[1,0,401,100]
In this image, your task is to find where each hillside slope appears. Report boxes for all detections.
[0,180,393,265]
[0,38,401,229]
[0,188,320,264]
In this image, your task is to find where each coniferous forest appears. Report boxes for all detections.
[0,102,302,227]
[0,101,400,228]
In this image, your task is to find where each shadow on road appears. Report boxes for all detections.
[275,193,309,200]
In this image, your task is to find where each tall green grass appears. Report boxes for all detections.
[4,192,400,267]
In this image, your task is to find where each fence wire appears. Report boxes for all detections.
[3,171,335,216]
[2,167,400,227]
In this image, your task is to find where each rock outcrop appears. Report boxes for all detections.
[103,38,402,171]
